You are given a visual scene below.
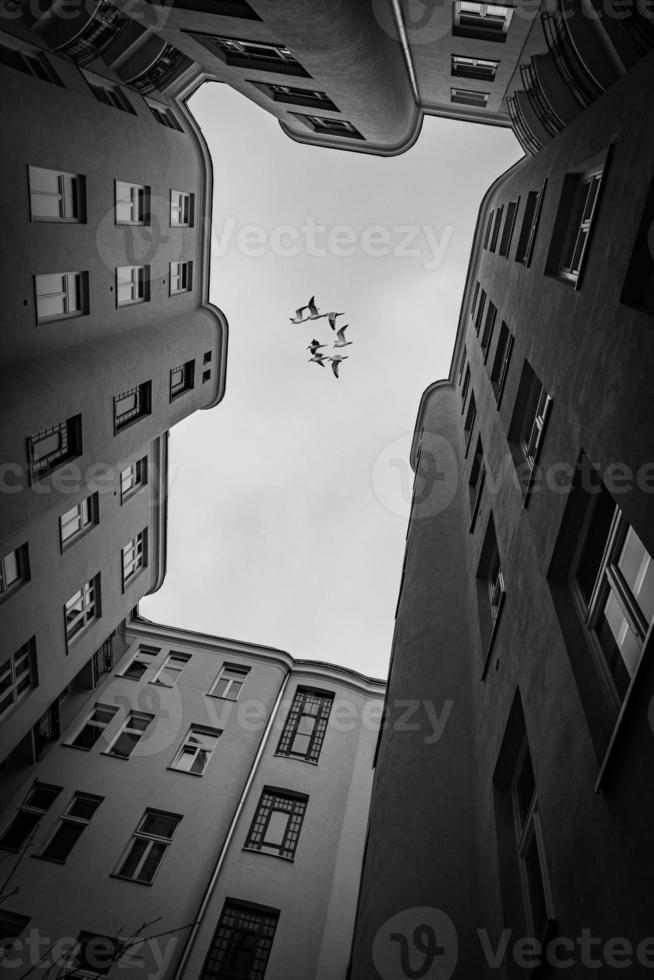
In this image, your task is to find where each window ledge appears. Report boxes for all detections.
[166,766,204,778]
[273,752,320,766]
[31,853,66,865]
[241,846,295,862]
[63,742,92,753]
[109,873,153,887]
[100,751,130,761]
[206,693,239,702]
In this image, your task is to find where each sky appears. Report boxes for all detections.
[140,82,522,679]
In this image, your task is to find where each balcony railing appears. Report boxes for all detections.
[129,43,188,94]
[93,635,114,679]
[615,5,654,55]
[506,95,542,156]
[520,62,563,138]
[542,10,602,109]
[57,0,127,65]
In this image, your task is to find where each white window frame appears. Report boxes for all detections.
[169,360,195,399]
[106,710,154,759]
[28,167,84,223]
[39,793,102,863]
[559,168,603,284]
[121,530,147,589]
[451,54,499,79]
[511,742,555,938]
[152,652,190,687]
[169,261,192,295]
[116,265,148,306]
[209,664,249,701]
[170,726,221,775]
[59,494,97,549]
[119,645,159,682]
[114,810,181,883]
[0,641,36,719]
[68,703,118,751]
[0,546,27,597]
[450,87,489,107]
[0,783,61,852]
[35,272,85,322]
[453,1,514,34]
[170,190,192,226]
[120,457,147,502]
[64,576,100,643]
[115,181,149,225]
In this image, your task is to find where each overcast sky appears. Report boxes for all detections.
[140,82,522,679]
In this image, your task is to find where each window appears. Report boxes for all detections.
[483,211,494,249]
[210,664,249,701]
[511,741,554,938]
[276,687,334,763]
[145,99,184,130]
[106,711,153,759]
[552,167,604,285]
[489,206,503,252]
[171,726,221,775]
[0,912,30,958]
[255,81,337,110]
[194,33,308,76]
[28,167,85,222]
[35,272,88,322]
[120,645,159,681]
[490,321,514,405]
[480,299,497,361]
[170,360,195,399]
[450,87,488,107]
[453,1,514,41]
[463,393,476,456]
[515,183,546,265]
[477,515,505,672]
[59,493,98,549]
[27,415,82,482]
[201,901,279,980]
[64,575,100,643]
[203,370,212,383]
[470,281,480,320]
[116,265,149,306]
[508,361,552,498]
[461,364,471,411]
[244,788,308,860]
[621,175,654,313]
[204,351,212,364]
[451,54,499,79]
[0,544,29,598]
[0,41,61,83]
[115,810,181,883]
[153,652,190,686]
[294,115,364,139]
[115,181,149,225]
[469,437,486,530]
[113,382,151,433]
[170,190,193,226]
[498,199,519,257]
[39,793,102,863]
[61,931,121,977]
[0,640,37,719]
[169,261,193,295]
[474,288,487,334]
[120,456,148,501]
[68,703,118,751]
[84,72,134,113]
[0,783,61,851]
[121,529,147,589]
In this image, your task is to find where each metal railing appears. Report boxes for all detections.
[542,9,602,108]
[58,0,127,65]
[506,94,542,156]
[129,43,188,94]
[520,61,564,138]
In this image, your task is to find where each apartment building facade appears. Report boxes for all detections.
[0,617,384,979]
[0,28,228,801]
[350,47,654,980]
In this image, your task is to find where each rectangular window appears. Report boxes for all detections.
[621,175,654,313]
[27,416,83,483]
[477,514,505,672]
[480,299,497,361]
[145,99,184,130]
[0,545,29,598]
[29,167,85,222]
[64,575,100,643]
[121,529,147,589]
[453,1,514,41]
[463,393,476,456]
[450,87,488,107]
[152,652,190,687]
[0,912,30,957]
[115,810,181,883]
[39,793,103,863]
[255,81,337,110]
[68,703,118,751]
[120,456,148,501]
[489,206,503,252]
[120,645,159,681]
[84,72,134,113]
[553,168,604,285]
[490,321,514,405]
[483,211,494,249]
[115,181,149,225]
[203,369,211,383]
[169,261,193,295]
[0,782,61,852]
[508,361,552,498]
[170,190,193,226]
[461,364,471,411]
[511,740,554,938]
[170,360,195,400]
[498,199,519,257]
[201,901,279,980]
[113,382,151,433]
[35,272,88,322]
[469,436,486,530]
[116,265,149,306]
[515,183,546,265]
[0,639,37,719]
[210,664,250,701]
[276,687,334,764]
[194,33,308,76]
[0,41,61,83]
[295,114,364,139]
[474,288,487,334]
[451,54,499,79]
[203,350,212,364]
[171,725,221,775]
[107,711,153,759]
[244,788,308,861]
[59,493,98,549]
[61,932,121,977]
[470,281,480,320]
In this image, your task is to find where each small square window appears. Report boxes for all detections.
[169,261,193,295]
[453,1,514,42]
[120,456,148,502]
[116,266,150,306]
[450,87,489,107]
[113,382,152,433]
[293,114,364,139]
[115,182,150,225]
[145,99,184,130]
[202,369,211,383]
[83,71,134,113]
[451,54,499,79]
[209,663,250,701]
[203,350,212,364]
[170,360,195,400]
[170,190,194,226]
[59,493,98,549]
[29,167,86,223]
[170,725,221,775]
[0,544,29,600]
[35,272,88,322]
[121,529,147,589]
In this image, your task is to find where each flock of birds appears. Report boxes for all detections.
[289,296,353,378]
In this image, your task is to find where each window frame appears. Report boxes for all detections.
[170,189,193,227]
[201,900,279,980]
[169,725,221,776]
[116,265,150,306]
[59,493,99,551]
[119,645,159,682]
[34,271,88,323]
[275,687,334,764]
[0,544,29,600]
[0,639,37,720]
[28,166,86,223]
[113,809,181,884]
[27,415,82,483]
[115,181,150,226]
[209,663,250,701]
[152,651,191,687]
[0,782,62,852]
[451,54,499,79]
[120,456,148,502]
[105,710,154,760]
[169,360,195,400]
[515,182,547,266]
[477,515,506,676]
[508,361,552,502]
[556,167,604,287]
[452,1,514,42]
[450,86,489,107]
[38,793,103,864]
[67,703,118,752]
[113,382,152,434]
[0,39,62,84]
[169,260,193,295]
[243,787,309,861]
[64,574,101,646]
[121,529,148,590]
[490,321,514,406]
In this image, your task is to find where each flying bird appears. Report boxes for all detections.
[325,312,344,330]
[333,325,352,348]
[307,339,327,355]
[308,353,328,367]
[306,296,323,319]
[289,306,308,324]
[329,354,348,378]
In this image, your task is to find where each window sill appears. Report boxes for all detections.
[36,311,88,326]
[109,873,153,887]
[121,567,146,594]
[206,693,239,702]
[273,752,320,766]
[241,846,295,862]
[166,766,204,778]
[63,742,92,752]
[31,853,66,865]
[481,592,506,680]
[60,523,97,554]
[100,751,131,761]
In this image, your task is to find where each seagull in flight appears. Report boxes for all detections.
[308,352,328,367]
[325,311,344,331]
[307,339,327,356]
[333,325,352,348]
[329,354,348,378]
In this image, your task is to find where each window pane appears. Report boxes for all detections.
[42,821,84,861]
[523,829,548,937]
[119,838,147,878]
[68,797,100,820]
[138,841,166,882]
[109,731,140,758]
[263,810,289,848]
[602,592,641,680]
[32,196,62,219]
[141,813,177,838]
[3,552,19,587]
[618,527,654,624]
[0,811,40,850]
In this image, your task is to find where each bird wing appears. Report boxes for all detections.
[335,325,348,342]
[308,296,319,315]
[331,359,340,378]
